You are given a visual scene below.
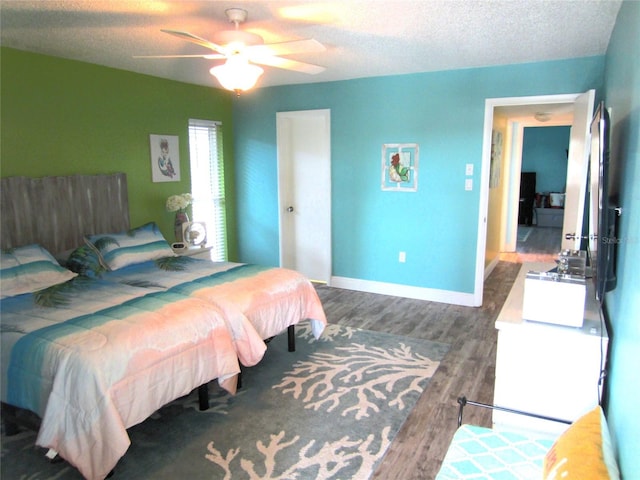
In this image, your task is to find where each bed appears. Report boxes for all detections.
[99,256,327,343]
[1,269,257,480]
[1,173,326,480]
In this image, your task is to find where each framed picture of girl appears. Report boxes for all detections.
[150,134,180,182]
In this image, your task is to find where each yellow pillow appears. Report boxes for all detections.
[543,405,620,479]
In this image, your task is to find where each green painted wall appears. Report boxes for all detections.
[0,47,238,259]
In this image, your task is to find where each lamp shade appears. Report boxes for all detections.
[210,55,263,93]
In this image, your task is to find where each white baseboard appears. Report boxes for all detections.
[329,276,478,307]
[484,257,500,280]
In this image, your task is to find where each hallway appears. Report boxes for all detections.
[499,225,562,263]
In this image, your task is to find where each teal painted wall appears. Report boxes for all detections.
[0,48,239,259]
[601,1,640,476]
[233,57,604,293]
[522,126,570,194]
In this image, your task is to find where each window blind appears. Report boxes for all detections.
[188,119,227,261]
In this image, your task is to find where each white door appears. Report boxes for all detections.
[562,90,595,250]
[276,109,331,283]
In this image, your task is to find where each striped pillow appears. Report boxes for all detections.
[0,244,77,298]
[85,222,175,271]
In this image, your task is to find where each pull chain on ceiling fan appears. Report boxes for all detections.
[134,8,326,95]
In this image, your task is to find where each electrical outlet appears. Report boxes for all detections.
[465,178,473,191]
[399,251,406,263]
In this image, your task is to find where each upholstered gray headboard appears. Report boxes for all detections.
[1,173,130,255]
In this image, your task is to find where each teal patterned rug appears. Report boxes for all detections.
[1,322,449,479]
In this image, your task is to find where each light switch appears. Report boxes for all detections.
[465,178,473,191]
[466,163,474,176]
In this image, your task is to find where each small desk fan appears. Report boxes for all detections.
[182,222,207,248]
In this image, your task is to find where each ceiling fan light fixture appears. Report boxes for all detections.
[210,55,263,95]
[142,7,325,92]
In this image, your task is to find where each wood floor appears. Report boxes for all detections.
[314,227,560,479]
[499,225,562,263]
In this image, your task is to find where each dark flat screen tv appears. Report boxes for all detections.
[588,101,618,302]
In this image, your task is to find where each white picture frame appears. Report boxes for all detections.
[150,134,180,182]
[381,143,419,192]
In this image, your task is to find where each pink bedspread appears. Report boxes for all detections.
[104,261,328,342]
[3,282,267,480]
[187,265,327,340]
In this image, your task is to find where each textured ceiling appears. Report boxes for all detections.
[1,0,622,90]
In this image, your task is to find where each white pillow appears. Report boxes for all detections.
[0,244,77,298]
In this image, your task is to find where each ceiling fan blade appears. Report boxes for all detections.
[133,54,224,59]
[161,29,225,54]
[247,38,325,57]
[251,56,325,75]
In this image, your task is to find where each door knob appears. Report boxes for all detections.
[287,206,294,212]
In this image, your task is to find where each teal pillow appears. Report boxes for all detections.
[85,222,175,271]
[0,244,77,298]
[66,244,107,277]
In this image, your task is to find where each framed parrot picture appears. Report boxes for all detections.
[381,143,418,191]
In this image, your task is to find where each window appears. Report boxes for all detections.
[188,119,226,261]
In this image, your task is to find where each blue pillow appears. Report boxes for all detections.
[0,244,77,298]
[85,222,175,271]
[66,244,107,277]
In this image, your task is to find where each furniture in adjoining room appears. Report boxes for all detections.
[0,173,327,480]
[518,172,536,226]
[535,207,565,228]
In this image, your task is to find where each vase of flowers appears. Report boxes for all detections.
[166,193,193,242]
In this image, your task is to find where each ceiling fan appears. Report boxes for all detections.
[135,8,326,94]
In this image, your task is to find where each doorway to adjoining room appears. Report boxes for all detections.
[506,125,569,262]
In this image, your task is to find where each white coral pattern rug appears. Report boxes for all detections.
[1,322,449,480]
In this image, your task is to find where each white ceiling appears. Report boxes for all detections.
[0,0,622,92]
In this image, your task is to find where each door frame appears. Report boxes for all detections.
[502,117,574,252]
[476,93,587,305]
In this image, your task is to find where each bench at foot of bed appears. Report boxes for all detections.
[436,396,620,479]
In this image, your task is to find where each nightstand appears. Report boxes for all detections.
[172,246,212,260]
